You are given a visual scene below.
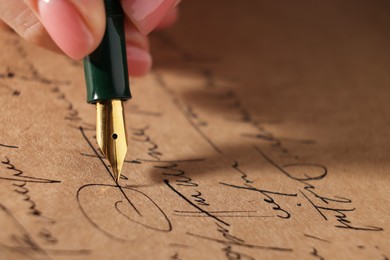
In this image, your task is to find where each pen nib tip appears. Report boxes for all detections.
[96,100,128,182]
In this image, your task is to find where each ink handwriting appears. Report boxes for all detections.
[255,147,383,231]
[220,161,297,219]
[187,222,292,260]
[77,127,172,241]
[0,203,90,259]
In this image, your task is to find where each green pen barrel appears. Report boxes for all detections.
[84,0,131,103]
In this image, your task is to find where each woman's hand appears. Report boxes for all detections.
[0,0,179,76]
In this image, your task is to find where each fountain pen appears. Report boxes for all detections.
[83,0,130,182]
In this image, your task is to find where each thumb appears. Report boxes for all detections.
[25,0,106,60]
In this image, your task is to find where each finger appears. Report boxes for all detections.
[24,0,106,60]
[126,44,152,77]
[0,0,60,52]
[121,0,177,34]
[156,6,179,30]
[124,20,151,77]
[125,21,149,51]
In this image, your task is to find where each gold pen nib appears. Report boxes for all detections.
[96,100,128,182]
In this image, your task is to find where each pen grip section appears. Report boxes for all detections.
[84,0,131,103]
[104,0,123,16]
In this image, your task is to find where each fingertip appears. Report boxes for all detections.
[72,0,106,46]
[34,0,105,59]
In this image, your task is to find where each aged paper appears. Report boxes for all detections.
[0,1,389,259]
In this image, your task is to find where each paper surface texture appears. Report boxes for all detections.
[0,1,389,259]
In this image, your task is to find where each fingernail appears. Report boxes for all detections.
[38,0,94,59]
[122,0,176,34]
[126,45,152,76]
